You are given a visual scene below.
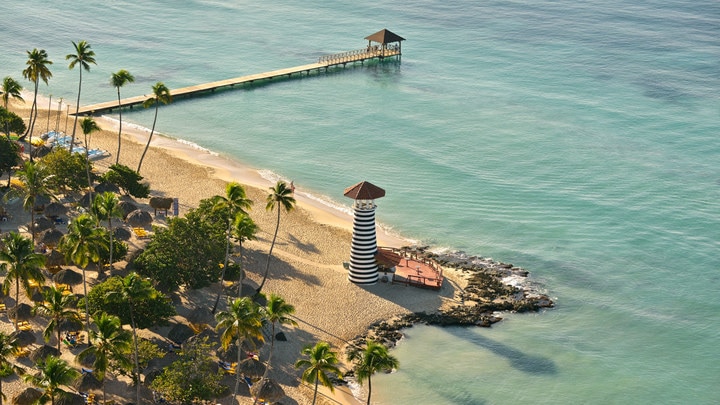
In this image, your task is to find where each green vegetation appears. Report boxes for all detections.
[110,69,135,163]
[347,340,399,405]
[296,341,343,405]
[37,147,92,193]
[137,82,172,173]
[0,231,45,329]
[101,163,150,198]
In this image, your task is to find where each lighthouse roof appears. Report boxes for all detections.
[344,181,385,200]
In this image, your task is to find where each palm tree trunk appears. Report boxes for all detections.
[102,381,106,405]
[1,378,4,405]
[30,208,36,246]
[256,207,281,295]
[130,309,140,405]
[115,88,122,164]
[57,328,62,353]
[313,378,319,405]
[212,221,232,313]
[69,69,82,152]
[108,218,114,273]
[137,102,158,174]
[82,267,90,330]
[367,376,372,405]
[233,336,242,405]
[26,81,39,161]
[84,133,93,208]
[237,242,244,297]
[14,279,19,331]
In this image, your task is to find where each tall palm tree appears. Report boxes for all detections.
[256,180,295,295]
[12,160,54,246]
[76,312,132,405]
[137,82,172,173]
[295,341,343,405]
[216,297,265,404]
[79,117,100,205]
[66,40,96,152]
[211,182,253,313]
[232,213,258,297]
[105,273,153,405]
[33,287,80,353]
[346,339,399,405]
[0,232,45,330]
[23,355,79,405]
[59,213,107,330]
[1,76,24,139]
[0,332,20,405]
[21,48,53,160]
[110,70,134,164]
[92,192,123,271]
[263,294,297,375]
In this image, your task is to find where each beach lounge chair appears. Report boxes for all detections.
[133,227,148,239]
[14,347,30,357]
[0,303,5,312]
[18,321,32,331]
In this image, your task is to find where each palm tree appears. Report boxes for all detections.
[33,286,80,353]
[232,213,258,297]
[110,70,134,164]
[76,312,132,405]
[66,40,96,152]
[1,76,24,139]
[256,181,295,295]
[23,355,80,405]
[137,82,172,173]
[21,48,53,160]
[0,232,45,330]
[12,160,54,246]
[0,332,20,405]
[59,213,107,330]
[346,339,399,405]
[105,273,153,405]
[295,341,343,405]
[216,297,265,404]
[263,294,297,375]
[211,182,253,313]
[79,117,100,205]
[92,192,123,271]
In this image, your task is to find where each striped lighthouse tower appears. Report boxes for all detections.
[344,181,386,284]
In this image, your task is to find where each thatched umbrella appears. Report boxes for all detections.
[117,201,138,219]
[73,372,102,392]
[217,338,263,362]
[78,352,96,368]
[12,387,43,405]
[45,249,66,268]
[53,268,83,286]
[167,323,194,344]
[238,356,266,379]
[78,192,93,208]
[29,344,61,363]
[125,209,152,228]
[31,145,52,159]
[33,194,51,212]
[113,227,132,241]
[30,286,49,303]
[55,392,85,405]
[187,307,215,327]
[94,182,119,194]
[8,303,34,322]
[43,202,67,219]
[250,378,285,404]
[31,216,54,234]
[10,330,37,347]
[58,318,83,333]
[39,228,64,248]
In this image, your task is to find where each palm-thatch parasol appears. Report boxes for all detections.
[167,323,195,344]
[117,201,138,219]
[33,194,51,212]
[216,338,263,362]
[43,202,67,219]
[29,344,61,363]
[125,209,153,228]
[78,192,93,208]
[94,182,120,194]
[250,378,285,404]
[73,372,102,392]
[187,307,215,327]
[237,356,266,379]
[78,352,96,368]
[10,329,37,347]
[39,228,64,248]
[12,387,43,405]
[58,318,83,333]
[8,303,34,322]
[45,249,66,268]
[53,268,83,286]
[55,392,86,405]
[31,145,52,159]
[31,216,54,234]
[113,227,132,241]
[30,286,50,303]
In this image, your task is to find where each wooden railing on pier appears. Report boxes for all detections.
[76,46,401,116]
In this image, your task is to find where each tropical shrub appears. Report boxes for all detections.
[101,164,150,198]
[38,147,92,193]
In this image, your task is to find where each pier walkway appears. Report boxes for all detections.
[76,45,400,116]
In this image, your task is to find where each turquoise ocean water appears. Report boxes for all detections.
[2,1,719,403]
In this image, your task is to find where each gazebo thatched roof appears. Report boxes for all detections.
[365,29,405,44]
[45,249,66,268]
[238,356,266,378]
[73,372,102,392]
[29,345,60,363]
[250,378,285,403]
[43,202,67,218]
[167,323,194,344]
[125,209,153,227]
[12,387,43,405]
[343,181,385,200]
[8,303,34,322]
[10,330,37,347]
[53,268,83,285]
[39,228,64,248]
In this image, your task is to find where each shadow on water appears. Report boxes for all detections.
[446,326,558,375]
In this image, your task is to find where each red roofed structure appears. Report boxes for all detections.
[343,181,386,200]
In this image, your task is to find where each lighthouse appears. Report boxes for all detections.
[344,181,385,284]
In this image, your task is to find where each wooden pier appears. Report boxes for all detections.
[77,36,402,116]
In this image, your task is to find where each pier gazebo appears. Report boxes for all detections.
[344,181,385,284]
[364,28,405,59]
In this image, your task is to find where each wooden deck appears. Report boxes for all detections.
[76,46,400,116]
[376,247,444,290]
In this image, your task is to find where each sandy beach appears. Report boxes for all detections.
[1,95,464,404]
